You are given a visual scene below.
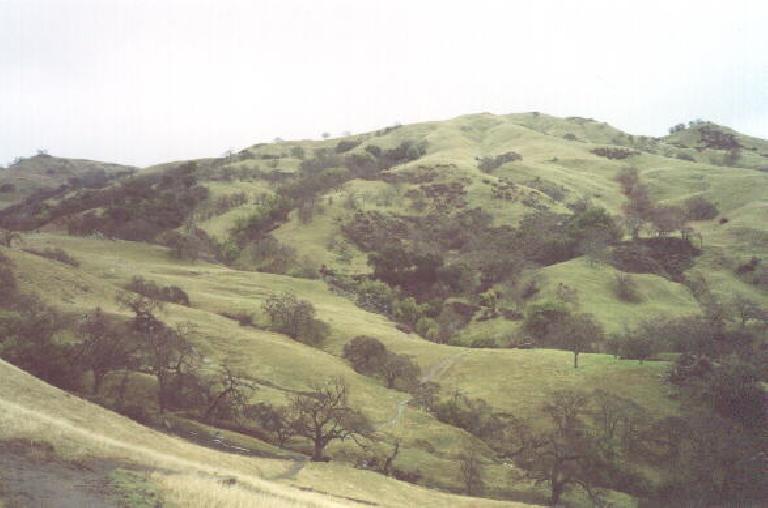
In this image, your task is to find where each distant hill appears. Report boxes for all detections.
[0,153,136,210]
[664,120,768,170]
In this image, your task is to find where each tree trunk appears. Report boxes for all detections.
[550,464,563,506]
[116,370,131,409]
[157,373,168,413]
[92,370,104,395]
[550,484,563,507]
[312,440,325,461]
[312,428,325,461]
[204,389,230,422]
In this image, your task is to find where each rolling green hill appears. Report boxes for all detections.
[1,112,766,507]
[0,153,136,210]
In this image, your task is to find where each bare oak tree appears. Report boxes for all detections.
[289,378,372,461]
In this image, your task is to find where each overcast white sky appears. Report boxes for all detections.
[1,0,767,167]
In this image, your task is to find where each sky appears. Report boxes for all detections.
[1,0,767,167]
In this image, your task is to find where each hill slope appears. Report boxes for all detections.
[0,154,136,210]
[1,112,767,506]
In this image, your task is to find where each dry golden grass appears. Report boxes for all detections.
[154,473,328,508]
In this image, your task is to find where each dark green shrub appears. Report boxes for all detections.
[335,140,361,153]
[125,276,190,306]
[591,147,639,159]
[477,151,522,172]
[683,195,719,220]
[23,247,79,267]
[613,272,642,302]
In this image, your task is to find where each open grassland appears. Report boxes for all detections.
[535,258,701,332]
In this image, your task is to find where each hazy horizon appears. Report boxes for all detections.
[2,0,767,167]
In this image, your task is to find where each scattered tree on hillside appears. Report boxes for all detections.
[262,291,329,345]
[75,307,137,394]
[0,295,81,390]
[549,313,603,368]
[517,390,610,506]
[118,293,200,412]
[683,195,719,221]
[342,336,421,391]
[615,167,653,239]
[342,336,389,375]
[727,295,768,329]
[579,229,613,267]
[243,402,294,447]
[0,228,22,248]
[380,353,421,390]
[648,205,687,237]
[668,123,686,134]
[411,381,440,412]
[125,276,190,306]
[458,446,485,496]
[613,272,642,302]
[617,327,657,364]
[289,378,372,461]
[203,366,256,423]
[0,265,18,306]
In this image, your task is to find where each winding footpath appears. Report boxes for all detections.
[382,349,469,430]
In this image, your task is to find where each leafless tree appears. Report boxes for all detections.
[289,378,372,461]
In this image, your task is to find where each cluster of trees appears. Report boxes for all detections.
[218,139,427,270]
[0,266,375,464]
[476,151,522,172]
[523,300,603,368]
[616,167,674,239]
[668,123,686,134]
[736,256,768,290]
[428,386,654,503]
[525,177,568,202]
[682,195,719,220]
[0,284,82,390]
[0,161,208,241]
[159,226,219,261]
[342,336,421,391]
[335,139,361,153]
[698,125,741,151]
[610,236,700,282]
[434,372,766,506]
[591,147,640,160]
[22,247,79,267]
[124,276,190,306]
[262,291,329,346]
[336,202,625,342]
[193,191,249,222]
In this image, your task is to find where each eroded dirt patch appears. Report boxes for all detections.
[0,439,119,508]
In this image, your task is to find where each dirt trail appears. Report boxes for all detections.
[272,350,470,481]
[382,349,469,429]
[0,440,117,508]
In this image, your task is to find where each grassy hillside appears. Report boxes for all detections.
[0,233,675,505]
[0,153,135,210]
[0,358,530,507]
[2,112,767,506]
